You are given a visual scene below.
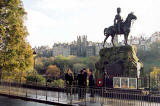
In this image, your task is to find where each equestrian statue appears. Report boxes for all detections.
[103,7,137,47]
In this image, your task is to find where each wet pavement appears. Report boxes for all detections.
[0,96,53,106]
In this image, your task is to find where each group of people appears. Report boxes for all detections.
[65,68,95,98]
[77,68,95,98]
[77,68,94,88]
[65,68,95,87]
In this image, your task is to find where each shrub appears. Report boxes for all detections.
[51,79,64,88]
[26,74,46,83]
[46,65,60,79]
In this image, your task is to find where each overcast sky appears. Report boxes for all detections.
[22,0,160,47]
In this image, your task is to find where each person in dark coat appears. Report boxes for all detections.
[88,69,95,97]
[65,69,73,86]
[83,68,88,86]
[65,69,73,96]
[77,70,85,98]
[77,70,85,86]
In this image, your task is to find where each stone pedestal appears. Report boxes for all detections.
[95,45,143,78]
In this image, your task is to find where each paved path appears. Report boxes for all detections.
[0,96,54,106]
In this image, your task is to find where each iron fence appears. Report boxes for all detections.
[0,79,160,106]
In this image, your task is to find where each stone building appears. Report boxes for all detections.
[95,43,103,56]
[51,35,109,57]
[35,46,52,57]
[150,32,160,42]
[76,35,88,57]
[52,43,70,57]
[70,44,77,56]
[128,36,150,51]
[70,35,96,57]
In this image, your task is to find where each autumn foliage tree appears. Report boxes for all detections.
[0,0,33,81]
[150,67,160,90]
[46,65,60,79]
[150,67,160,79]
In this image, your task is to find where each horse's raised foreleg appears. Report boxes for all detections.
[126,34,129,45]
[111,36,115,47]
[103,35,109,47]
[124,34,128,45]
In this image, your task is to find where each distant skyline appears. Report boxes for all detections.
[23,0,160,47]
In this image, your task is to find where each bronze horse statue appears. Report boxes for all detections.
[103,12,137,47]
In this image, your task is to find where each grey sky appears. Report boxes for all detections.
[22,0,160,47]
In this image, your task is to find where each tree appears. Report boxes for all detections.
[0,0,33,81]
[35,57,45,74]
[149,40,160,58]
[54,55,72,72]
[137,40,160,74]
[150,67,160,79]
[73,63,87,73]
[46,65,60,79]
[35,57,54,74]
[85,56,99,71]
[150,67,160,90]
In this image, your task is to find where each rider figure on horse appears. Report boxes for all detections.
[103,8,137,47]
[114,7,123,34]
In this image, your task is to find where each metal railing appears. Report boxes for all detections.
[0,80,160,106]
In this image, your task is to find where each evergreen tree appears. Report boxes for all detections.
[0,0,33,81]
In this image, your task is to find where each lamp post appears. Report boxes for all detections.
[33,50,38,98]
[33,50,37,70]
[33,50,37,81]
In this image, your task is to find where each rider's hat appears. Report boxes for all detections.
[117,7,121,13]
